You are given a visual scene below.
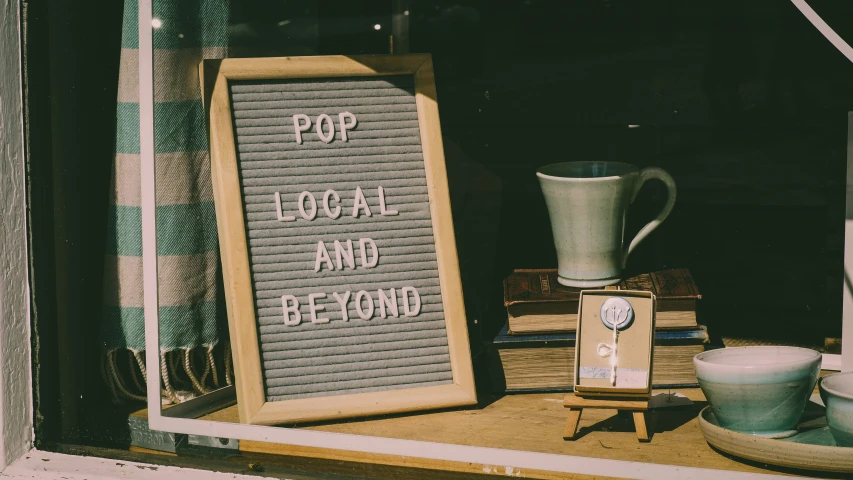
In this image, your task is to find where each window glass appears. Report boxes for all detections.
[33,0,853,466]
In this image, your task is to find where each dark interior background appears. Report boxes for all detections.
[415,0,852,349]
[26,0,852,448]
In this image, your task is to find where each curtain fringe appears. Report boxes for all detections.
[103,345,234,405]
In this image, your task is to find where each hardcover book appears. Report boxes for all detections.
[503,268,701,334]
[490,325,708,392]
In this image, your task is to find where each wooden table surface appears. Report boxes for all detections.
[183,388,831,478]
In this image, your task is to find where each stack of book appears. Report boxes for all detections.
[491,268,707,392]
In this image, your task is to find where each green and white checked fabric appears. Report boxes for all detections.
[101,0,230,401]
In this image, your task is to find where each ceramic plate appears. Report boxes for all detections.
[698,406,853,473]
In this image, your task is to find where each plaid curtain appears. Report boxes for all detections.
[101,0,231,403]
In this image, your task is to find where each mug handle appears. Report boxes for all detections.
[623,167,677,267]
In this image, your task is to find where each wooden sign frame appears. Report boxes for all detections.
[201,54,477,425]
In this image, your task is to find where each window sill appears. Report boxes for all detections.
[121,388,803,479]
[2,450,270,480]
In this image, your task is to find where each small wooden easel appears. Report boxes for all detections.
[563,394,651,442]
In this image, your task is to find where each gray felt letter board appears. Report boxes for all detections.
[204,55,476,425]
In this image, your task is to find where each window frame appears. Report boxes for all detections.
[0,0,34,470]
[1,0,852,476]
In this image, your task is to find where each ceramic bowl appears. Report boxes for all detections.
[693,346,821,438]
[819,372,853,447]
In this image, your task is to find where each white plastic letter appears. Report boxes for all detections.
[309,293,329,323]
[359,238,379,268]
[293,114,311,144]
[281,295,301,326]
[355,290,375,320]
[316,113,335,143]
[334,240,355,270]
[378,288,399,318]
[339,111,357,141]
[314,241,334,272]
[402,286,421,316]
[298,191,317,220]
[274,192,296,221]
[323,189,341,219]
[378,186,398,216]
[332,291,351,322]
[351,186,372,217]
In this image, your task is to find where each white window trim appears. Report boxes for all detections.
[792,0,853,376]
[135,0,853,478]
[0,0,849,478]
[0,0,34,471]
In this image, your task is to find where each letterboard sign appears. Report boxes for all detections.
[202,55,476,425]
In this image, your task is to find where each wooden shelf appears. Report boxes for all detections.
[170,388,805,477]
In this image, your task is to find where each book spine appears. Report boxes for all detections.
[503,384,700,394]
[493,326,708,347]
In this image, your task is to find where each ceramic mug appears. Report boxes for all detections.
[537,161,676,287]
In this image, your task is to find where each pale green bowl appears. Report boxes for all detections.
[694,346,821,438]
[819,372,853,447]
